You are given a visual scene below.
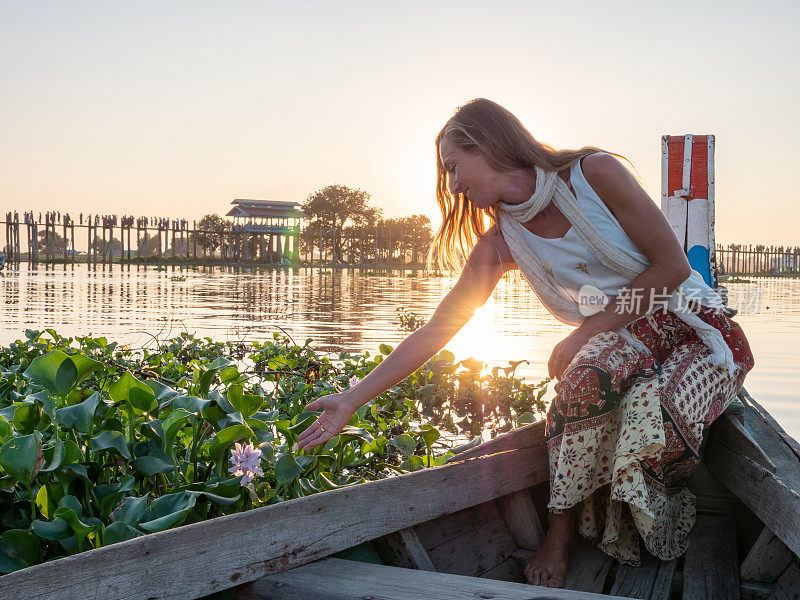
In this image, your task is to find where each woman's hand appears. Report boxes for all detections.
[548,328,597,380]
[294,392,360,451]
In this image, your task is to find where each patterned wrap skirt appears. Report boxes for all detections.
[544,305,754,565]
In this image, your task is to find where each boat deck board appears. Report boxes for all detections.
[610,552,675,600]
[682,514,739,599]
[237,557,639,600]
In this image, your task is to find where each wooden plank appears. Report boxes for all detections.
[714,414,777,473]
[682,514,739,599]
[479,557,525,583]
[561,538,614,593]
[238,557,640,600]
[610,551,676,600]
[688,461,739,515]
[496,489,545,550]
[740,389,800,463]
[512,546,616,592]
[705,439,800,560]
[422,501,517,577]
[741,526,793,583]
[767,559,800,600]
[0,445,548,600]
[452,419,546,461]
[374,527,436,571]
[740,581,776,600]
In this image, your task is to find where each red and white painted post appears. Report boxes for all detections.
[661,134,718,288]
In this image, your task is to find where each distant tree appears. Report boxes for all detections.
[193,214,228,257]
[37,230,68,253]
[371,215,434,265]
[137,233,161,257]
[91,236,122,257]
[302,185,382,264]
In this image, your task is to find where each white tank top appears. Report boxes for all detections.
[520,155,720,353]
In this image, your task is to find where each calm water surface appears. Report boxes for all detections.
[2,265,798,438]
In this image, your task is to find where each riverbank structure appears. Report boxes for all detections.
[225,199,305,265]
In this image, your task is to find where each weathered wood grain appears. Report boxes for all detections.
[682,514,739,600]
[497,489,546,551]
[705,434,800,558]
[561,538,614,593]
[452,419,546,461]
[422,500,517,577]
[610,551,676,600]
[237,557,640,600]
[740,526,793,583]
[373,527,436,571]
[713,414,777,473]
[740,389,800,463]
[768,558,800,600]
[688,460,739,515]
[479,557,526,583]
[0,445,548,600]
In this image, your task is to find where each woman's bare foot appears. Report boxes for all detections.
[524,509,575,587]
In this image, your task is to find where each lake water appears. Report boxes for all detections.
[2,264,798,439]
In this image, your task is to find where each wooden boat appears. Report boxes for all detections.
[2,387,798,600]
[4,136,798,599]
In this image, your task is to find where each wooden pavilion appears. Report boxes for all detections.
[225,199,306,265]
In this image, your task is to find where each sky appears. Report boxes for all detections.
[1,1,798,245]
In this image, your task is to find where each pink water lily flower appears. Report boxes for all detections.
[229,441,264,485]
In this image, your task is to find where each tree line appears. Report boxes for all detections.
[187,184,433,264]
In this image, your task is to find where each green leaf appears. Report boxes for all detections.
[111,494,150,526]
[61,439,82,465]
[53,506,101,552]
[58,494,83,514]
[55,357,78,396]
[12,403,43,434]
[379,343,393,356]
[274,453,304,486]
[90,430,131,460]
[207,424,253,464]
[145,380,180,402]
[185,489,241,506]
[418,425,440,449]
[131,455,174,476]
[30,518,72,540]
[39,437,65,472]
[0,416,10,440]
[109,371,156,413]
[162,408,193,452]
[24,350,102,396]
[102,521,144,546]
[361,435,387,455]
[35,483,64,520]
[0,432,42,483]
[138,492,196,533]
[517,412,536,425]
[55,391,102,435]
[227,385,263,418]
[219,366,240,383]
[27,390,57,419]
[173,395,211,414]
[389,433,417,458]
[196,357,231,396]
[437,349,455,364]
[0,530,42,573]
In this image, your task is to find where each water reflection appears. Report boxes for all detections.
[1,265,798,438]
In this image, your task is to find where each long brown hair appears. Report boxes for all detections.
[429,98,622,271]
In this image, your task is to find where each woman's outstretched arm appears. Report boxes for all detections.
[295,230,515,450]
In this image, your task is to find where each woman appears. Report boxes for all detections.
[296,98,754,588]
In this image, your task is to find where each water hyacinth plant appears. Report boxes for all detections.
[0,329,548,573]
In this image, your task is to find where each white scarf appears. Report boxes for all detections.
[497,164,736,376]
